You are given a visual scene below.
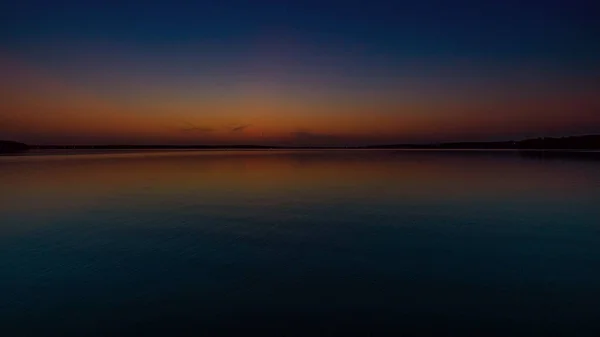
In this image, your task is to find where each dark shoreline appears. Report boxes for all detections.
[3,135,600,153]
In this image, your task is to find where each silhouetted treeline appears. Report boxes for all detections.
[4,135,600,152]
[365,141,517,149]
[517,135,600,149]
[365,135,600,150]
[0,140,29,153]
[32,144,280,150]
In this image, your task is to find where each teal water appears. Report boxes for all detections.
[1,150,599,336]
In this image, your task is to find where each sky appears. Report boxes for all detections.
[1,0,599,146]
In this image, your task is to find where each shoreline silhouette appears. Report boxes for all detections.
[0,140,30,153]
[2,135,600,153]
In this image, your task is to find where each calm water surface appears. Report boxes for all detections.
[1,150,599,336]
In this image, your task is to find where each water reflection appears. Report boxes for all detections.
[1,150,599,336]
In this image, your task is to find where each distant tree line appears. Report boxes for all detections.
[2,135,600,152]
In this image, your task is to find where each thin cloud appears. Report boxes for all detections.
[230,124,251,132]
[180,121,214,133]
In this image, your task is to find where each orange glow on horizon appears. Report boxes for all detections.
[2,55,599,145]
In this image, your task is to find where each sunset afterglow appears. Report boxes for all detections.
[2,1,599,145]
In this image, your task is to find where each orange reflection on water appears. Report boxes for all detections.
[1,150,598,219]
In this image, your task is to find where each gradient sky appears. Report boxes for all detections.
[1,0,599,145]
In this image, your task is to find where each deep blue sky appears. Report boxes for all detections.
[3,1,599,63]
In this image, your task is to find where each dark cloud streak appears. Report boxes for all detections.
[180,121,214,133]
[230,124,251,132]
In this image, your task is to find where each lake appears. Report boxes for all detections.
[1,150,599,336]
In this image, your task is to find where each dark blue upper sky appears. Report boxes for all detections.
[3,0,598,63]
